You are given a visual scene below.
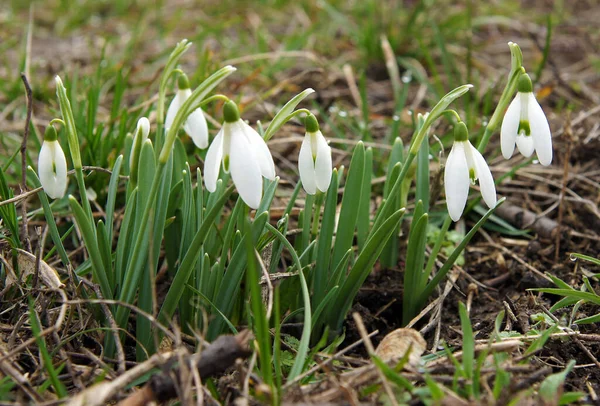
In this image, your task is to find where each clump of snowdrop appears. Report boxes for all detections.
[298,113,332,195]
[38,125,68,199]
[500,72,552,166]
[165,73,209,149]
[204,100,276,209]
[445,121,496,221]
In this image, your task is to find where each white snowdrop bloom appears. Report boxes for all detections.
[298,114,332,195]
[500,73,552,166]
[165,73,209,149]
[38,125,68,200]
[129,117,150,171]
[444,122,496,222]
[204,100,276,209]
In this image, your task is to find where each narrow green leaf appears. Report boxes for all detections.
[265,223,311,381]
[330,208,405,332]
[421,198,506,306]
[458,302,474,380]
[313,168,339,310]
[105,155,123,243]
[157,185,235,325]
[356,147,373,250]
[29,300,67,398]
[331,142,365,272]
[403,209,428,324]
[263,88,315,142]
[245,219,273,386]
[69,196,112,300]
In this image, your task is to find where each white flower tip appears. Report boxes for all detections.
[466,84,474,88]
[54,75,63,85]
[137,117,150,137]
[224,65,237,72]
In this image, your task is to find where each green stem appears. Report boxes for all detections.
[198,94,230,108]
[74,168,93,222]
[477,66,526,153]
[284,108,312,122]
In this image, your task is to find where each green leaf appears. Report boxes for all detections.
[29,299,67,398]
[420,198,506,307]
[157,185,235,326]
[244,219,273,387]
[331,142,365,273]
[313,168,340,310]
[69,196,112,300]
[403,207,428,324]
[105,155,123,243]
[458,302,474,380]
[356,147,373,250]
[265,223,311,381]
[534,288,600,306]
[263,88,315,142]
[539,360,575,403]
[330,208,405,332]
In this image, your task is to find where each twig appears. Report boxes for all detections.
[117,331,252,406]
[20,73,33,252]
[87,282,126,375]
[494,201,559,239]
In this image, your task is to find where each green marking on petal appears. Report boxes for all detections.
[469,168,476,185]
[223,155,230,172]
[518,120,531,136]
[52,161,57,175]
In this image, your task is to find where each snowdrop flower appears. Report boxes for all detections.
[500,73,552,166]
[204,100,276,209]
[298,114,332,195]
[38,125,68,199]
[165,73,209,149]
[129,117,150,170]
[445,122,496,221]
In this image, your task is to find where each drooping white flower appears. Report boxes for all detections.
[204,100,276,209]
[38,125,68,199]
[298,114,332,195]
[129,117,150,171]
[500,73,552,166]
[165,73,209,149]
[444,122,496,221]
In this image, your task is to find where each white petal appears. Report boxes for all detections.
[298,136,317,195]
[137,117,150,141]
[444,142,470,222]
[184,108,209,149]
[515,134,535,157]
[39,141,68,199]
[314,131,332,192]
[500,95,521,159]
[230,128,263,209]
[527,93,553,166]
[241,121,276,180]
[469,143,497,209]
[204,128,224,193]
[165,92,183,131]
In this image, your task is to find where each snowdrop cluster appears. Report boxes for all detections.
[38,71,334,208]
[443,43,552,221]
